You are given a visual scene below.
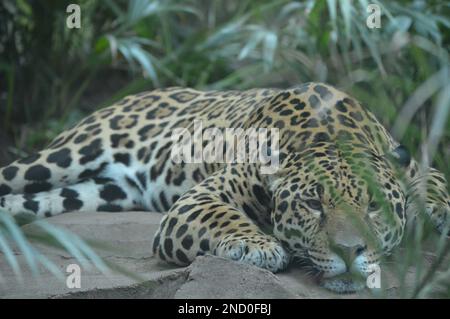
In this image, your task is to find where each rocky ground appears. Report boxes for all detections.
[0,212,446,299]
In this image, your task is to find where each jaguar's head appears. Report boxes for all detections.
[268,143,408,293]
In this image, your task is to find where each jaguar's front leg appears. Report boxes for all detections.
[152,165,290,272]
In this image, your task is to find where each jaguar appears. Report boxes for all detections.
[0,82,448,293]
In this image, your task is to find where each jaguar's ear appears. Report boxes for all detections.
[388,144,411,167]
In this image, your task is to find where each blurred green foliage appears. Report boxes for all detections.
[0,0,449,297]
[0,0,448,169]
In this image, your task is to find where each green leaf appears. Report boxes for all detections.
[0,230,23,282]
[263,31,278,70]
[339,0,353,42]
[0,212,38,277]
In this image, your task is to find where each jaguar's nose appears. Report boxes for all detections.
[331,243,366,267]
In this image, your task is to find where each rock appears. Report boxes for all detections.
[57,255,297,299]
[22,211,163,258]
[0,211,446,298]
[0,211,177,298]
[175,255,297,299]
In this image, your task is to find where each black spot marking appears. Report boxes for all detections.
[279,109,293,116]
[337,130,354,142]
[48,132,77,149]
[290,115,303,126]
[337,114,357,128]
[273,120,285,129]
[349,111,364,122]
[137,146,151,163]
[47,148,72,168]
[181,235,194,250]
[78,162,107,180]
[110,133,128,148]
[201,212,214,223]
[395,203,403,218]
[158,248,166,261]
[24,165,51,181]
[169,91,199,103]
[176,224,188,238]
[313,132,330,143]
[179,204,196,214]
[164,238,174,258]
[209,221,219,229]
[63,198,83,212]
[85,123,101,132]
[219,193,230,204]
[79,115,96,126]
[125,177,142,193]
[0,184,12,196]
[242,203,258,221]
[159,192,170,211]
[137,125,155,141]
[165,218,178,237]
[2,166,19,181]
[136,172,147,189]
[79,138,103,165]
[278,201,288,213]
[308,95,321,108]
[113,153,130,166]
[152,233,160,254]
[192,168,205,183]
[280,190,290,199]
[100,184,127,201]
[97,204,122,212]
[176,249,190,264]
[291,99,306,110]
[24,182,52,194]
[200,239,209,251]
[252,185,271,207]
[187,209,203,222]
[335,101,347,113]
[18,153,41,164]
[313,85,333,100]
[61,188,78,198]
[109,115,124,130]
[24,197,39,213]
[343,97,357,108]
[221,221,231,228]
[60,188,83,212]
[125,140,135,149]
[74,134,88,144]
[198,227,207,237]
[301,118,319,128]
[162,158,184,184]
[300,111,311,118]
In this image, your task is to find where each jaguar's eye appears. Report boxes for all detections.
[368,201,380,211]
[306,199,322,211]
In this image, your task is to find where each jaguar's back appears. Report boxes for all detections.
[0,86,278,216]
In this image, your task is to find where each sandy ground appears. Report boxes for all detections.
[0,211,446,299]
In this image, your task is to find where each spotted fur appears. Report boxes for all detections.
[0,83,448,293]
